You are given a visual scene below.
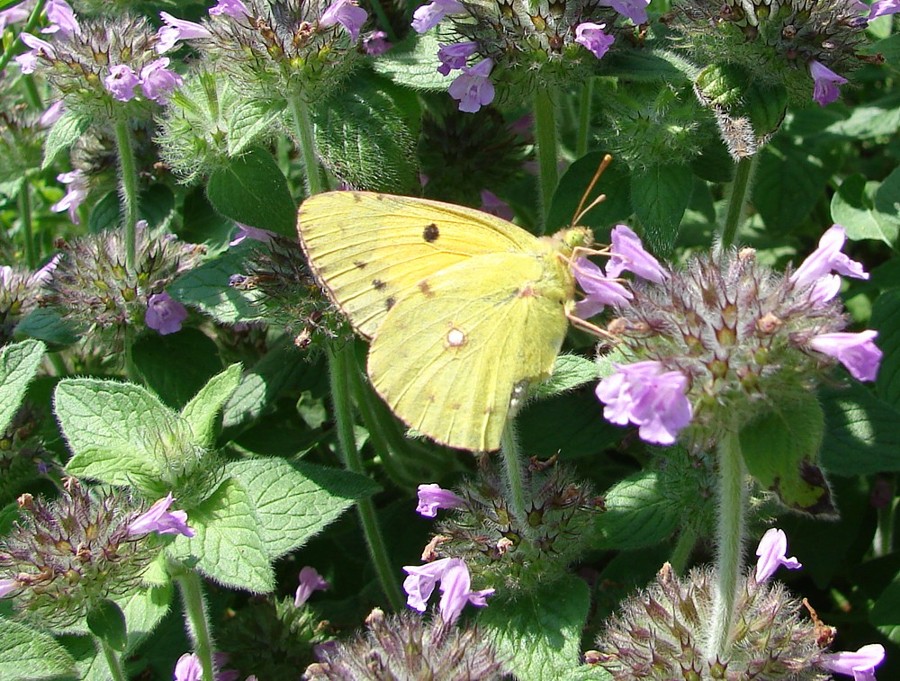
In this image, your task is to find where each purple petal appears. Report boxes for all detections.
[606,225,668,283]
[809,330,882,382]
[820,644,885,680]
[754,528,802,583]
[416,483,465,518]
[809,60,848,106]
[146,292,189,335]
[294,566,329,607]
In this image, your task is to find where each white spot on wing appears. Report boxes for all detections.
[447,328,466,347]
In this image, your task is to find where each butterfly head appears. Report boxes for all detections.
[551,226,594,258]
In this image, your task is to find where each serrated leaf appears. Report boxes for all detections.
[226,98,285,156]
[180,363,242,446]
[546,152,632,233]
[42,111,90,169]
[206,146,296,236]
[820,383,900,475]
[874,166,900,246]
[14,308,79,347]
[832,174,894,245]
[132,329,224,410]
[753,144,827,233]
[532,355,598,399]
[168,242,264,325]
[169,478,274,593]
[226,458,379,559]
[593,471,678,549]
[0,617,77,680]
[372,30,454,91]
[0,339,45,433]
[115,581,172,651]
[56,379,186,484]
[480,575,590,680]
[631,163,693,256]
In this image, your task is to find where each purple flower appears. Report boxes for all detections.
[809,330,882,382]
[821,644,886,681]
[574,22,614,60]
[0,6,30,31]
[0,578,19,598]
[174,654,202,681]
[437,41,478,75]
[809,60,848,106]
[128,493,194,537]
[479,190,514,220]
[606,224,668,284]
[229,222,275,247]
[104,64,141,102]
[362,30,391,55]
[209,0,250,18]
[320,0,368,42]
[294,566,329,607]
[39,100,65,128]
[604,0,649,24]
[157,12,213,54]
[403,557,494,624]
[790,225,868,291]
[596,361,692,445]
[51,170,89,224]
[42,0,79,39]
[15,33,56,74]
[448,58,495,113]
[572,257,633,319]
[146,292,189,335]
[140,57,183,104]
[869,0,900,19]
[411,0,465,33]
[416,483,465,518]
[754,528,802,583]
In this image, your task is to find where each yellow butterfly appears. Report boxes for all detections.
[297,191,594,452]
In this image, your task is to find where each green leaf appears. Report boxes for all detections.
[226,458,379,559]
[132,329,224,409]
[874,166,900,246]
[14,308,79,347]
[86,600,128,652]
[0,339,45,433]
[630,163,693,256]
[312,78,419,194]
[532,355,598,399]
[168,242,264,325]
[181,363,242,447]
[593,471,678,549]
[825,92,900,140]
[872,288,900,408]
[753,144,827,233]
[820,383,900,475]
[42,111,91,169]
[56,379,186,485]
[0,617,77,680]
[480,575,590,680]
[115,581,173,652]
[206,146,296,236]
[872,576,900,642]
[740,393,834,515]
[546,152,632,233]
[831,174,896,245]
[169,478,274,593]
[226,98,286,157]
[372,30,453,91]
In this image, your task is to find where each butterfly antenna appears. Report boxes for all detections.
[573,154,614,226]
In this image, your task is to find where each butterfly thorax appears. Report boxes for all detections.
[546,226,594,258]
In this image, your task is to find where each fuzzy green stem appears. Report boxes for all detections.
[123,327,138,382]
[874,478,896,557]
[175,569,216,681]
[669,525,698,576]
[0,0,46,73]
[533,85,560,230]
[500,419,527,524]
[328,343,404,610]
[576,79,594,159]
[97,636,127,681]
[113,116,139,273]
[17,181,36,269]
[707,427,747,659]
[23,76,43,110]
[720,155,757,249]
[288,95,325,196]
[366,0,397,41]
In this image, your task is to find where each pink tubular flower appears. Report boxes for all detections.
[157,12,213,53]
[809,60,848,106]
[39,100,65,128]
[362,30,391,55]
[572,257,633,319]
[596,361,692,445]
[104,64,141,102]
[479,190,514,220]
[754,528,802,583]
[146,292,189,335]
[448,58,494,113]
[821,644,886,681]
[128,493,194,537]
[15,33,57,74]
[0,5,30,31]
[140,57,183,104]
[320,0,368,42]
[604,0,649,24]
[416,483,465,518]
[403,557,493,624]
[411,0,465,33]
[809,330,882,382]
[209,0,250,18]
[574,22,614,59]
[606,224,668,284]
[869,0,900,20]
[51,170,89,224]
[437,41,478,75]
[174,653,202,681]
[0,578,19,598]
[42,0,79,39]
[229,222,275,247]
[790,224,868,292]
[294,566,329,607]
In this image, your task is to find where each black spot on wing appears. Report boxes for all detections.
[372,279,386,290]
[423,223,440,243]
[354,260,367,269]
[385,296,396,311]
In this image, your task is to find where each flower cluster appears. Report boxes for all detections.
[0,261,55,345]
[576,224,881,446]
[0,403,55,506]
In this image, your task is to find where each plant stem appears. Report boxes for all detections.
[707,426,747,659]
[97,636,127,681]
[533,84,560,230]
[576,78,594,158]
[327,343,404,610]
[288,95,325,196]
[874,477,896,557]
[175,568,216,681]
[720,154,757,250]
[17,181,36,269]
[113,116,139,273]
[0,0,46,73]
[500,419,527,523]
[669,525,697,575]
